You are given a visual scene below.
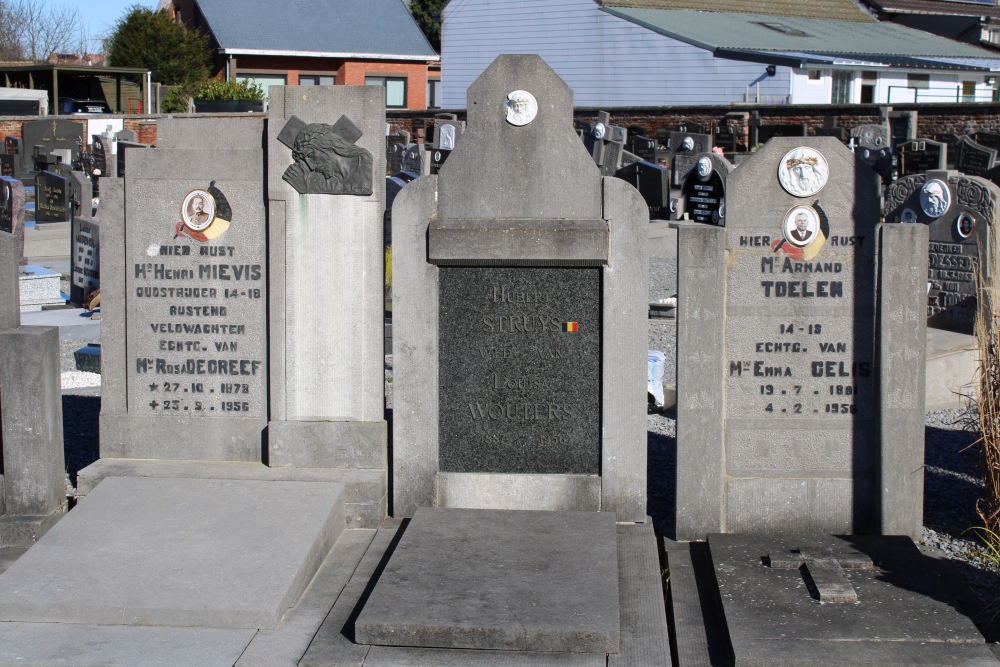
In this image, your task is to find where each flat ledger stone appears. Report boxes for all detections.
[708,533,995,666]
[0,477,345,629]
[354,507,620,653]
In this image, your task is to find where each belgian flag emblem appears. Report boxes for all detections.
[564,322,579,333]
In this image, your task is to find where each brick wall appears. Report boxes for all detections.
[5,102,1000,150]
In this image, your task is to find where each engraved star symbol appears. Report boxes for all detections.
[149,383,158,391]
[149,400,159,409]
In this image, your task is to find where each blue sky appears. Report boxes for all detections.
[51,0,159,53]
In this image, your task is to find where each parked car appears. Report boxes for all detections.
[58,98,111,115]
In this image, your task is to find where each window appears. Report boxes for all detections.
[427,79,441,109]
[907,74,930,90]
[236,74,286,102]
[807,70,822,81]
[299,75,335,86]
[962,80,977,102]
[365,76,407,108]
[832,71,852,104]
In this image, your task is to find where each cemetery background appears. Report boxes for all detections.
[8,60,1000,661]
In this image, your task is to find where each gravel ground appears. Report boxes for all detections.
[55,255,1000,626]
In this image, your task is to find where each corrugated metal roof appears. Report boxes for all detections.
[866,0,1000,19]
[599,0,876,22]
[601,7,1000,58]
[196,0,438,59]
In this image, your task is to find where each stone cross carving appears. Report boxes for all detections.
[768,546,873,603]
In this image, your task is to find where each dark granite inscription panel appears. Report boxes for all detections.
[438,267,601,474]
[35,170,68,222]
[683,172,725,225]
[899,140,945,176]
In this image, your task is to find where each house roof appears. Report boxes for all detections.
[864,0,1000,20]
[601,7,1000,68]
[599,0,876,22]
[195,0,438,60]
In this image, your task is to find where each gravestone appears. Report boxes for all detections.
[115,140,150,179]
[897,138,947,176]
[70,215,99,306]
[885,170,999,333]
[582,111,630,176]
[98,120,269,462]
[675,137,927,540]
[954,135,996,177]
[714,124,743,154]
[615,160,670,220]
[673,152,733,225]
[627,134,656,162]
[115,129,137,143]
[888,110,917,147]
[975,131,1000,152]
[0,175,66,547]
[401,143,422,173]
[429,115,465,174]
[848,124,893,182]
[0,154,12,177]
[91,134,108,176]
[21,119,82,175]
[386,130,409,174]
[667,129,711,159]
[33,170,70,223]
[265,85,387,497]
[392,54,648,519]
[672,533,999,666]
[755,123,806,145]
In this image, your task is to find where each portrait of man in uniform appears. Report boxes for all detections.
[182,190,215,231]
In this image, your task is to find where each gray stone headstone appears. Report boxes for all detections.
[34,170,70,223]
[21,119,82,175]
[897,139,947,176]
[676,137,927,539]
[116,140,151,180]
[849,124,893,182]
[266,85,387,471]
[885,169,999,333]
[99,120,269,462]
[392,55,648,520]
[70,215,100,306]
[115,129,137,143]
[0,177,66,545]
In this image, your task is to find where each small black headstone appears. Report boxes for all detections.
[614,160,669,219]
[91,135,107,175]
[628,135,656,162]
[756,124,807,145]
[0,154,13,177]
[34,170,70,223]
[682,169,725,225]
[437,267,601,474]
[4,136,19,155]
[897,139,946,176]
[954,136,996,177]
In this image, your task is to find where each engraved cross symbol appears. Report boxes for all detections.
[767,546,872,603]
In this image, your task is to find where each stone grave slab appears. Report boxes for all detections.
[0,477,345,629]
[70,215,99,306]
[706,533,996,666]
[955,135,997,177]
[354,507,620,653]
[34,170,69,223]
[0,624,255,667]
[21,119,82,176]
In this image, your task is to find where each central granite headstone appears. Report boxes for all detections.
[675,137,928,540]
[392,55,647,518]
[438,267,601,473]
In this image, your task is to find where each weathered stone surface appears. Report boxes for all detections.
[0,477,344,629]
[354,508,620,653]
[707,533,995,666]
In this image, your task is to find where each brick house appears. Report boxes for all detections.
[159,0,440,109]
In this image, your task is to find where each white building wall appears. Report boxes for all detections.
[441,0,791,108]
[790,69,832,104]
